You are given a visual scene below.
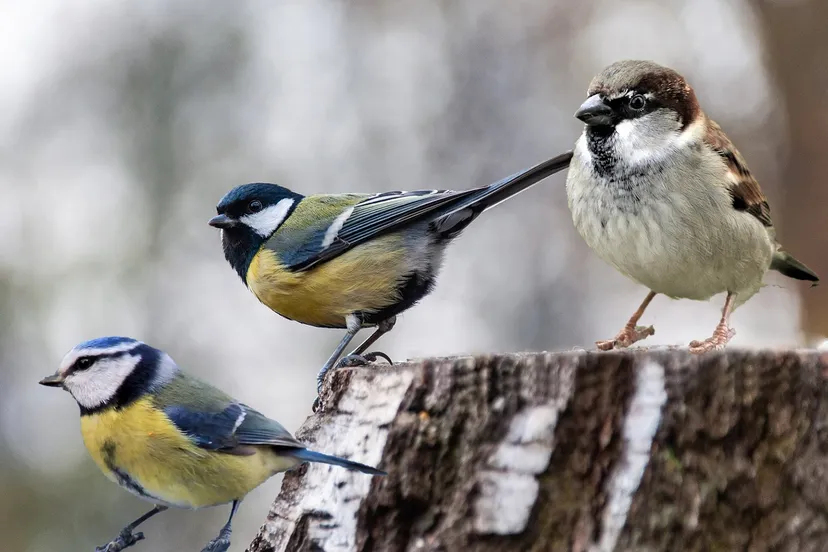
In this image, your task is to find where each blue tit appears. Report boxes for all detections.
[209,151,573,408]
[39,336,383,552]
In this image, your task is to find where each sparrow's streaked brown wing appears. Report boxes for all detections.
[704,119,772,228]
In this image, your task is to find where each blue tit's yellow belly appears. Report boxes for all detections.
[80,398,300,509]
[247,233,408,328]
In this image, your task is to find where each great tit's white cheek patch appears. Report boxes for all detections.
[241,198,295,238]
[66,354,141,410]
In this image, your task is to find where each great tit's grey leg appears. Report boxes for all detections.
[200,499,241,552]
[313,315,362,411]
[95,505,168,552]
[349,316,397,359]
[596,291,657,351]
[333,316,398,371]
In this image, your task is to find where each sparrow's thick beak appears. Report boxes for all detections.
[575,94,614,127]
[208,214,239,229]
[39,373,64,388]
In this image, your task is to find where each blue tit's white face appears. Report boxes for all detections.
[48,337,178,412]
[56,337,145,410]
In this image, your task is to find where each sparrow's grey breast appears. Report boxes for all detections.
[566,125,775,304]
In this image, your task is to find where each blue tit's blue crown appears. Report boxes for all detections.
[74,336,141,352]
[216,183,304,218]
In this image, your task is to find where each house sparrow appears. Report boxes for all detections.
[566,60,819,353]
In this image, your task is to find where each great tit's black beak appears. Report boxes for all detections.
[39,373,64,388]
[208,214,239,229]
[575,94,614,127]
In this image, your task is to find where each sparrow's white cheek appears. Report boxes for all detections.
[613,115,684,167]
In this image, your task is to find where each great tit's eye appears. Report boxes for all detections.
[75,357,94,371]
[247,200,263,214]
[629,94,646,111]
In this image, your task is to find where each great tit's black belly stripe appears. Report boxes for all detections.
[101,440,158,501]
[360,270,436,325]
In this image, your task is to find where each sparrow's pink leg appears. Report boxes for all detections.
[596,291,657,351]
[688,292,737,353]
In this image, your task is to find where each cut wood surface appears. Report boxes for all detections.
[246,350,828,552]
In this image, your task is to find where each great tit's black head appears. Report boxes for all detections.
[576,60,700,132]
[210,183,304,283]
[39,336,179,415]
[210,183,303,237]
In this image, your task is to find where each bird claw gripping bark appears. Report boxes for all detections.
[596,324,655,351]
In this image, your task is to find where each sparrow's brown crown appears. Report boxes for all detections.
[587,60,700,128]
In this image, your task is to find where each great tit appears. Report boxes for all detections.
[209,151,573,408]
[39,336,383,552]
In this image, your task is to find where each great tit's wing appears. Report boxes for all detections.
[277,153,573,271]
[279,188,479,271]
[155,373,303,453]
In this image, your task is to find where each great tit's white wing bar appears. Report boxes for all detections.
[164,403,303,452]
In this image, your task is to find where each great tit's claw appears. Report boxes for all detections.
[311,395,323,413]
[313,352,395,412]
[336,351,393,368]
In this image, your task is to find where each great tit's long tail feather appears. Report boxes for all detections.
[432,150,572,238]
[771,250,819,285]
[290,448,386,475]
[464,150,573,213]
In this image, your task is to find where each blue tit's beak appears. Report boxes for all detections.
[208,214,239,229]
[575,94,614,127]
[39,373,64,388]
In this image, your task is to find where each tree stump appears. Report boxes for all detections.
[246,350,828,552]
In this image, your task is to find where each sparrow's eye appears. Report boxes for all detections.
[74,357,94,371]
[247,200,263,214]
[629,94,646,111]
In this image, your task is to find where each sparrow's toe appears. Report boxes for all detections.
[688,326,735,354]
[596,324,655,351]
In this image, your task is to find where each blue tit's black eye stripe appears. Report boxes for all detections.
[67,352,129,375]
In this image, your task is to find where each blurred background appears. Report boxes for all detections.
[2,0,826,550]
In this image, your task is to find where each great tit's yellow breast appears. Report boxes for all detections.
[247,234,408,327]
[80,398,300,508]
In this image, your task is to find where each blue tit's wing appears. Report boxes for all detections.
[164,402,304,453]
[156,373,303,453]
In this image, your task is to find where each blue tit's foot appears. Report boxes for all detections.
[95,528,145,552]
[596,324,655,351]
[312,352,393,412]
[200,527,232,552]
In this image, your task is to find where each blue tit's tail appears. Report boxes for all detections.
[432,150,573,237]
[290,448,386,475]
